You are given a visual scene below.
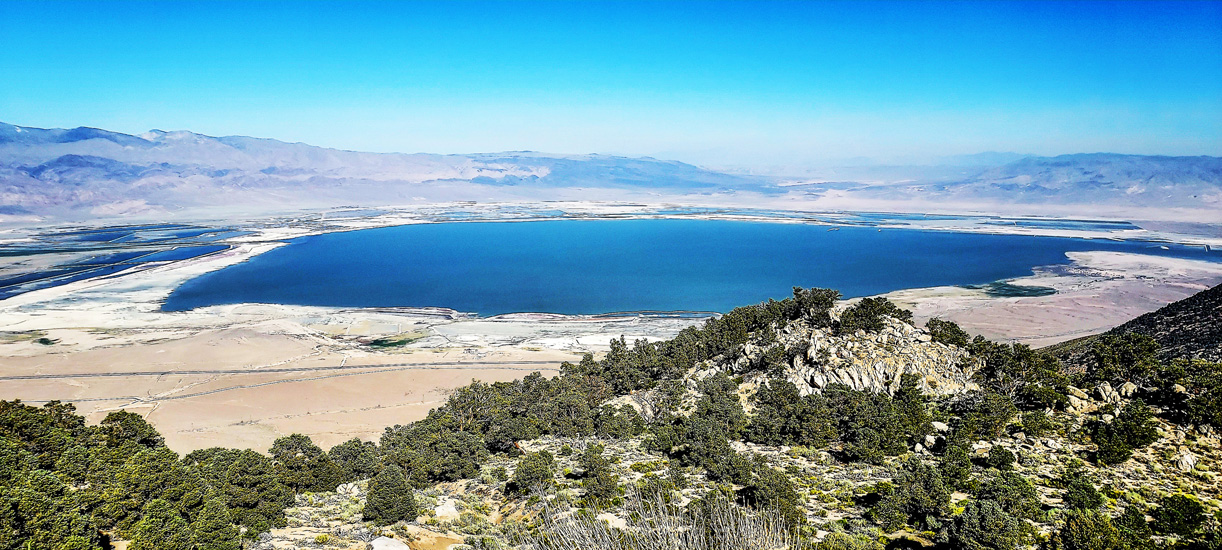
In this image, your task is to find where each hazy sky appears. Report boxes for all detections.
[2,1,1220,167]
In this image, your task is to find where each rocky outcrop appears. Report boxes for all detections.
[776,316,978,396]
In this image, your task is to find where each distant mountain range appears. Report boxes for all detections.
[847,153,1222,209]
[2,121,1219,221]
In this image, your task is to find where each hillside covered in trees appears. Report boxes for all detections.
[2,286,1220,550]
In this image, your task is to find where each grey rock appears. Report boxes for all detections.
[1096,382,1121,405]
[1176,452,1198,472]
[370,537,411,550]
[773,316,977,397]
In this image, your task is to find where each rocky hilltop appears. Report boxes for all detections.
[697,313,977,397]
[779,315,976,396]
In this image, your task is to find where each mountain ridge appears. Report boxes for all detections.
[3,121,1220,222]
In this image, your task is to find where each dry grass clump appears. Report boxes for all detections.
[514,495,812,550]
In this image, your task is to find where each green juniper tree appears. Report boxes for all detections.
[269,433,344,493]
[363,463,417,526]
[327,438,380,483]
[577,444,619,506]
[1051,509,1122,550]
[975,470,1043,521]
[190,496,240,550]
[926,318,970,348]
[870,456,949,532]
[1152,494,1206,537]
[745,378,836,447]
[941,499,1032,550]
[1093,399,1158,465]
[508,451,556,496]
[130,499,194,550]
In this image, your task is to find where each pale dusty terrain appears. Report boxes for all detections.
[0,231,699,451]
[888,251,1222,347]
[1,207,1220,453]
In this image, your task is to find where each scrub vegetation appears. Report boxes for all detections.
[2,286,1219,549]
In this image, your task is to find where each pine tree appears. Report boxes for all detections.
[363,464,416,526]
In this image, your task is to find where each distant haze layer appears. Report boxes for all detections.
[1,121,1220,224]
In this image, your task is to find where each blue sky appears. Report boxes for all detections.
[1,1,1219,167]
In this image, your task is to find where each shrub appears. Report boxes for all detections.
[594,405,645,439]
[693,373,748,438]
[212,449,293,537]
[870,456,949,531]
[1156,359,1222,429]
[666,465,688,490]
[975,471,1042,521]
[1051,509,1122,550]
[941,498,1032,550]
[969,339,1068,410]
[269,433,343,493]
[327,438,380,483]
[825,384,906,463]
[1085,332,1160,386]
[381,421,490,486]
[577,445,619,506]
[190,497,240,550]
[1151,494,1205,536]
[951,391,1018,444]
[130,499,194,550]
[893,373,934,445]
[737,464,805,529]
[634,474,678,504]
[1115,505,1154,550]
[1020,410,1056,437]
[1062,476,1103,511]
[514,491,802,550]
[985,446,1015,471]
[926,318,971,348]
[1092,399,1158,465]
[99,410,165,450]
[508,451,555,496]
[838,297,912,334]
[938,444,973,491]
[816,533,885,550]
[745,378,836,448]
[363,463,416,526]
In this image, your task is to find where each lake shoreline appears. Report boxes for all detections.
[1,203,1220,451]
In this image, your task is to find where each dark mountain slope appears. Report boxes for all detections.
[1049,282,1222,365]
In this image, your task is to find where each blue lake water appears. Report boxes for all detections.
[161,220,1221,315]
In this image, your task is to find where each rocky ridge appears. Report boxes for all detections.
[696,314,977,397]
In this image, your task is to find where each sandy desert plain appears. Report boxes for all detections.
[2,202,1221,453]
